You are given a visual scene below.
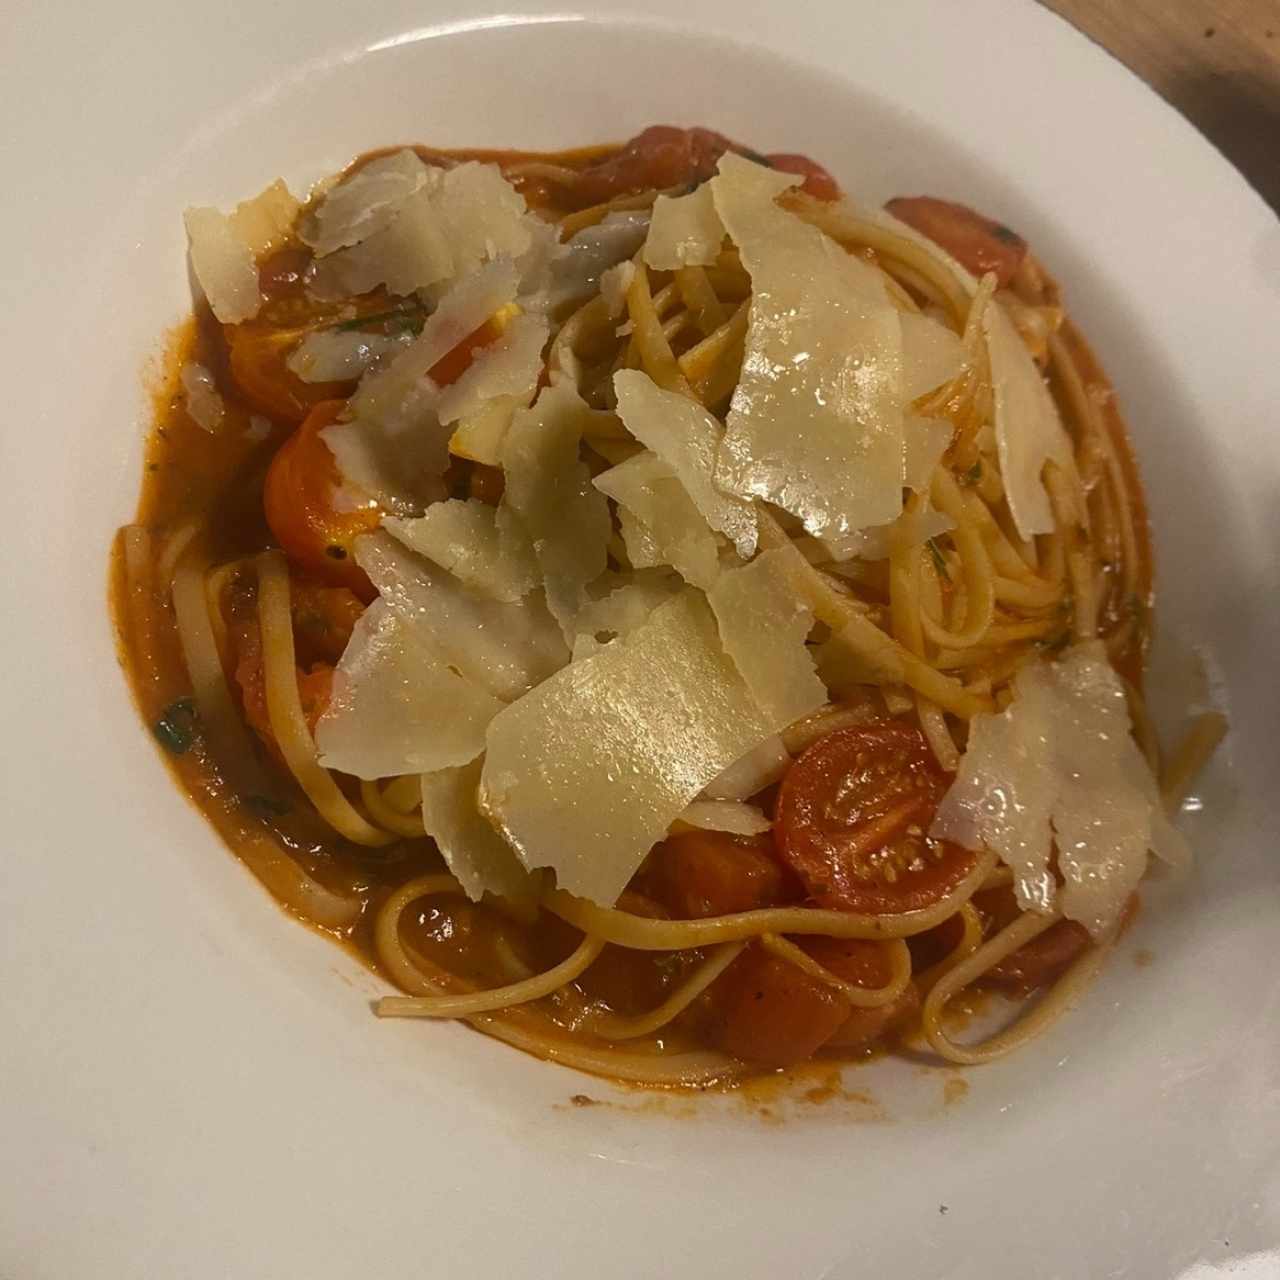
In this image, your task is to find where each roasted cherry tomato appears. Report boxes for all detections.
[765,152,840,200]
[710,936,914,1066]
[885,195,1028,287]
[263,400,381,596]
[775,723,978,915]
[649,830,791,919]
[573,126,839,206]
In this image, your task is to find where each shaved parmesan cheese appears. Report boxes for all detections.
[309,185,453,300]
[227,178,300,256]
[384,499,537,602]
[707,549,825,727]
[479,592,775,904]
[599,260,635,318]
[821,500,955,562]
[420,758,537,904]
[711,153,905,539]
[308,160,536,302]
[815,616,908,694]
[180,362,225,433]
[286,329,413,382]
[357,532,568,701]
[501,380,612,637]
[677,799,771,836]
[643,185,725,270]
[570,569,682,660]
[932,642,1187,936]
[314,601,502,780]
[300,150,434,256]
[903,414,954,492]
[321,404,451,517]
[352,259,520,425]
[595,452,721,589]
[183,206,260,324]
[612,370,757,557]
[547,211,649,311]
[900,310,963,401]
[985,299,1075,541]
[436,312,548,425]
[434,162,537,276]
[701,735,791,802]
[448,393,524,465]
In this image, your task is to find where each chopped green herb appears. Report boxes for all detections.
[961,461,982,486]
[153,698,197,754]
[244,793,292,819]
[926,537,950,580]
[333,304,426,335]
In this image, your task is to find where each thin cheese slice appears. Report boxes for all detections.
[479,592,775,904]
[707,549,825,727]
[436,313,548,425]
[985,298,1075,540]
[357,532,568,701]
[643,185,725,270]
[300,150,434,256]
[183,206,260,324]
[434,162,538,277]
[421,758,538,904]
[228,179,300,256]
[570,568,682,661]
[287,329,414,382]
[821,501,955,563]
[309,184,454,300]
[901,310,963,401]
[314,601,502,780]
[903,414,955,492]
[547,211,650,312]
[501,380,612,637]
[594,452,722,589]
[701,735,792,801]
[677,799,771,836]
[932,641,1188,936]
[448,393,524,466]
[384,500,537,602]
[710,153,905,540]
[612,370,757,557]
[352,258,520,425]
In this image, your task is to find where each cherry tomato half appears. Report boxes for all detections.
[774,722,978,915]
[885,195,1028,288]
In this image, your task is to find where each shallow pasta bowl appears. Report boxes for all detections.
[2,1,1279,1277]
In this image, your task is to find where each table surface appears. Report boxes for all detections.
[1044,0,1280,212]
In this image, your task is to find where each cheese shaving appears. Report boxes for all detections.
[420,758,538,904]
[677,799,771,837]
[932,642,1188,936]
[501,380,612,637]
[643,185,725,270]
[707,549,825,727]
[357,532,568,701]
[436,313,549,425]
[183,206,260,324]
[300,150,434,256]
[314,601,503,780]
[985,298,1075,541]
[710,153,905,539]
[227,178,301,257]
[384,500,538,603]
[612,369,757,557]
[479,592,774,904]
[900,310,963,400]
[287,329,413,383]
[595,452,722,589]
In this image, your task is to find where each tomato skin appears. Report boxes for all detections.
[712,946,850,1067]
[572,126,839,206]
[775,723,978,915]
[975,890,1140,993]
[263,400,381,596]
[885,195,1028,287]
[649,830,791,919]
[765,153,840,201]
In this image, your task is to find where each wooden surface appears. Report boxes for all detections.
[1042,0,1280,212]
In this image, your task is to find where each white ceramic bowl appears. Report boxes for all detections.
[3,2,1278,1276]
